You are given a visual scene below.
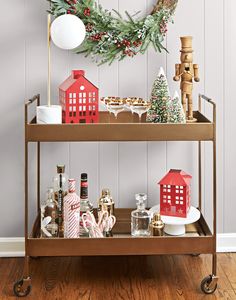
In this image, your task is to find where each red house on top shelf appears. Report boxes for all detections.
[59,70,99,124]
[158,169,192,218]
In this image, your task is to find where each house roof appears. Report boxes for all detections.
[59,70,98,91]
[158,169,192,186]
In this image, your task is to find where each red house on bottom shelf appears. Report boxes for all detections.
[59,70,99,124]
[158,169,192,218]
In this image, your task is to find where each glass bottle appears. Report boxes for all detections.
[53,165,68,237]
[79,173,93,237]
[63,179,80,238]
[131,193,150,237]
[41,188,58,238]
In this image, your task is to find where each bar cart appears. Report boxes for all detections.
[13,94,218,296]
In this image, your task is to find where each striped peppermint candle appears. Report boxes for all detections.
[63,179,80,238]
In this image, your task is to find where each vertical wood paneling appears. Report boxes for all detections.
[0,0,232,236]
[118,0,148,208]
[166,0,205,209]
[0,1,26,236]
[204,0,224,232]
[224,0,236,233]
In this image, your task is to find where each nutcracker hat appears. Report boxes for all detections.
[180,36,193,53]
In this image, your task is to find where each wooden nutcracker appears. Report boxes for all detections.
[173,36,200,122]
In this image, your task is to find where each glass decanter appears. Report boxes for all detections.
[131,193,150,237]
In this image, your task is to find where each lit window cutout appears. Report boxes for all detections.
[168,196,171,199]
[168,200,171,204]
[180,197,183,200]
[163,189,166,192]
[176,196,179,200]
[163,195,166,199]
[180,201,183,205]
[83,106,86,111]
[73,99,76,104]
[79,93,82,97]
[80,85,85,91]
[69,106,72,112]
[180,190,183,194]
[167,185,171,188]
[69,99,72,104]
[176,185,179,189]
[163,199,166,203]
[83,92,86,97]
[79,106,82,111]
[176,201,179,204]
[73,93,76,98]
[167,189,171,192]
[73,106,76,112]
[163,185,167,188]
[79,99,82,104]
[180,186,184,189]
[69,93,72,98]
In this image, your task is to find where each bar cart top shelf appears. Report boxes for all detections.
[26,110,214,142]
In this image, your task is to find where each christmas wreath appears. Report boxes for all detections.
[49,0,178,65]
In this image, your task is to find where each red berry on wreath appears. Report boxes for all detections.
[84,8,91,16]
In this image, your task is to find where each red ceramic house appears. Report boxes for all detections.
[158,169,192,218]
[59,70,99,124]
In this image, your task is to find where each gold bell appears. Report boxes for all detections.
[149,213,164,236]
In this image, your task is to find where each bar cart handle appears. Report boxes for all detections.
[24,94,40,125]
[198,94,216,124]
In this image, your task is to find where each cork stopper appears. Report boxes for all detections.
[57,165,65,174]
[68,179,76,193]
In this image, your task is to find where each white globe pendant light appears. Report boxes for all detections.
[51,14,86,50]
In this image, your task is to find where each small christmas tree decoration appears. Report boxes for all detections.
[146,67,170,123]
[173,36,200,122]
[168,91,186,123]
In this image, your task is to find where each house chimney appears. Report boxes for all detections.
[72,70,85,79]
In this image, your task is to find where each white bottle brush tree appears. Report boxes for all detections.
[146,67,170,123]
[167,91,186,123]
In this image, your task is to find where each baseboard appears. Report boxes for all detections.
[217,233,236,252]
[0,234,236,257]
[0,238,25,257]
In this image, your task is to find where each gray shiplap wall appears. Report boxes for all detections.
[0,0,233,236]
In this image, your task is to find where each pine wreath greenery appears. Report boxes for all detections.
[49,0,178,65]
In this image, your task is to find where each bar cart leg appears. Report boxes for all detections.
[200,99,218,294]
[13,139,32,297]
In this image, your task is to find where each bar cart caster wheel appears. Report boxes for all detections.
[201,275,218,294]
[13,278,32,297]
